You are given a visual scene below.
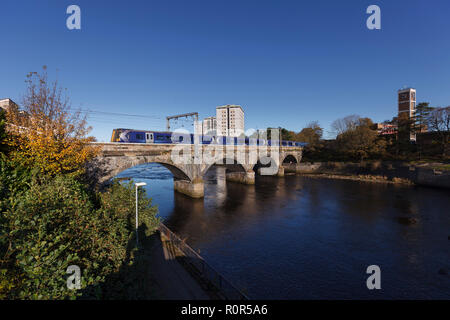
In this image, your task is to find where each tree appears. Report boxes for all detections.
[414,102,433,132]
[413,102,434,158]
[266,127,295,141]
[280,128,295,141]
[0,109,7,155]
[6,66,99,177]
[394,112,416,156]
[295,121,323,145]
[295,121,324,161]
[335,117,386,161]
[331,115,360,136]
[428,106,450,157]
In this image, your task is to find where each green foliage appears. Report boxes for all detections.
[97,180,159,240]
[0,69,159,299]
[0,110,7,155]
[0,175,159,299]
[414,102,433,132]
[280,128,295,141]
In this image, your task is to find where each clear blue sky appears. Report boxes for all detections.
[1,0,449,141]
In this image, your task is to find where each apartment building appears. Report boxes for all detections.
[202,116,217,135]
[216,105,244,137]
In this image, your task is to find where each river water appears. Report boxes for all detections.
[117,163,450,299]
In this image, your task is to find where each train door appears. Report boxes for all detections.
[145,132,154,143]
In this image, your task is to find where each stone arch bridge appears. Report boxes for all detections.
[89,142,303,198]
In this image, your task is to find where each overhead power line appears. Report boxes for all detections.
[78,108,163,120]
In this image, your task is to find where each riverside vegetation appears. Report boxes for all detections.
[274,111,449,165]
[0,67,159,299]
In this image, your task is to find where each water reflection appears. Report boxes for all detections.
[117,163,450,299]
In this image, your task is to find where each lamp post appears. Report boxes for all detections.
[135,182,147,247]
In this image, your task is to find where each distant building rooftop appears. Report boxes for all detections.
[0,98,19,112]
[398,87,416,92]
[216,104,244,112]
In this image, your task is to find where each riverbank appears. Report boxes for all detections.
[299,173,414,185]
[293,161,450,188]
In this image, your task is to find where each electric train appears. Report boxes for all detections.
[110,128,307,147]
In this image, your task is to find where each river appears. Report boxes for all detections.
[117,163,450,299]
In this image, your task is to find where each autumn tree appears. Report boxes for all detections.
[335,117,386,161]
[295,121,323,145]
[6,66,99,177]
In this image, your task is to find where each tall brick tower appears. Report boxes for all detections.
[398,88,416,141]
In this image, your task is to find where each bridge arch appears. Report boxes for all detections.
[200,155,255,185]
[200,156,250,177]
[96,156,192,184]
[282,154,298,164]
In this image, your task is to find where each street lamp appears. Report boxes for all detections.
[135,182,147,247]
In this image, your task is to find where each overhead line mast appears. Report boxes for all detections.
[166,112,199,131]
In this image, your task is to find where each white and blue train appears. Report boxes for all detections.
[110,128,307,147]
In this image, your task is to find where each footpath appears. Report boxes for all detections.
[147,232,211,300]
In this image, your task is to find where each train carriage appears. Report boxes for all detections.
[111,128,307,147]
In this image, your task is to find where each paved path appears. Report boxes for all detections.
[147,232,211,300]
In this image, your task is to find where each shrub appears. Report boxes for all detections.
[0,176,159,299]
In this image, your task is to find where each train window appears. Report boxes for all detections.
[136,134,144,140]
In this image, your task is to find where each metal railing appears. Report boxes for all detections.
[158,223,249,300]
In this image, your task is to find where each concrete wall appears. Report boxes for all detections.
[416,167,450,188]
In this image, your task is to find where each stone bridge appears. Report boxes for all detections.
[89,142,303,198]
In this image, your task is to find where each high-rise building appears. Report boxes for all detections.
[216,105,244,137]
[202,116,217,135]
[398,88,416,118]
[398,88,416,141]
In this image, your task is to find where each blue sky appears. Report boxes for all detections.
[1,0,449,141]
